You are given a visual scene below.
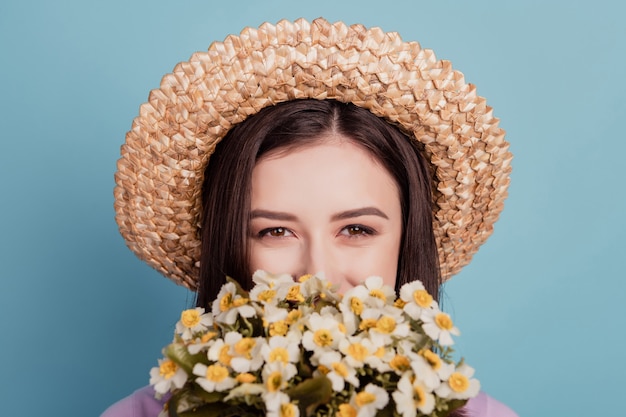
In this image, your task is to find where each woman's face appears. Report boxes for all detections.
[248,136,403,293]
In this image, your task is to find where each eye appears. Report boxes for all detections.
[258,227,293,238]
[340,224,376,237]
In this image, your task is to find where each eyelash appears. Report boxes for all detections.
[256,224,376,239]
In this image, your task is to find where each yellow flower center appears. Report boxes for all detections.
[235,373,256,383]
[355,391,376,407]
[286,285,305,303]
[390,355,411,372]
[394,298,407,308]
[338,323,346,334]
[337,404,357,417]
[375,316,396,334]
[286,310,302,324]
[280,403,298,417]
[269,320,289,336]
[435,313,454,330]
[159,360,177,379]
[413,289,433,308]
[298,274,313,282]
[219,293,233,312]
[258,289,276,303]
[374,347,385,358]
[317,364,330,375]
[332,362,349,377]
[313,329,333,347]
[205,364,229,382]
[232,297,249,307]
[448,372,470,393]
[369,289,387,301]
[269,347,290,364]
[218,345,232,366]
[234,337,256,359]
[266,371,283,392]
[419,349,441,370]
[350,297,363,315]
[347,343,368,361]
[200,331,217,343]
[414,385,427,407]
[359,318,377,331]
[180,309,201,328]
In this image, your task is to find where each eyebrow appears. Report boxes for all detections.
[249,206,389,222]
[331,207,389,221]
[250,209,298,221]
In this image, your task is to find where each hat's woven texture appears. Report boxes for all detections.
[114,18,512,290]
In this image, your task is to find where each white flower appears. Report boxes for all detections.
[393,373,436,416]
[149,358,188,394]
[399,280,438,320]
[317,351,359,391]
[350,383,389,417]
[408,348,447,390]
[339,335,375,368]
[252,270,295,287]
[435,363,481,400]
[207,332,240,366]
[421,309,460,346]
[211,282,256,325]
[230,336,266,373]
[193,363,236,392]
[262,335,301,365]
[175,307,213,341]
[262,362,298,411]
[302,312,343,357]
[186,330,219,355]
[266,399,301,417]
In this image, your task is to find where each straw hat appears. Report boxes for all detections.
[114,17,512,290]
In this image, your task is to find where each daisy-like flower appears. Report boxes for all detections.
[436,363,481,400]
[339,334,376,368]
[230,336,266,373]
[262,335,301,366]
[317,351,359,391]
[398,281,438,320]
[392,373,436,417]
[187,330,219,355]
[359,306,409,346]
[299,274,341,302]
[262,361,298,411]
[193,362,236,392]
[408,347,447,390]
[349,383,389,417]
[149,358,188,394]
[207,332,240,366]
[175,307,213,341]
[252,270,295,287]
[302,312,344,358]
[266,398,301,417]
[421,309,460,346]
[212,282,256,325]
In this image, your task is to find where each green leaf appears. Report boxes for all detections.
[286,375,333,415]
[164,344,208,375]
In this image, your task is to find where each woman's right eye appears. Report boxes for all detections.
[258,227,292,238]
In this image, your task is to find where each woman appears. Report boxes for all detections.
[106,18,516,416]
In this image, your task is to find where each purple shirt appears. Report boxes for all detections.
[101,386,518,417]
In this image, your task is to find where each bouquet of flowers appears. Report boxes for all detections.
[150,272,479,417]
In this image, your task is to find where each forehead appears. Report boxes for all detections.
[251,139,399,207]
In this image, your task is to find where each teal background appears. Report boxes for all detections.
[1,1,624,416]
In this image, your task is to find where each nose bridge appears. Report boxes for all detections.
[303,233,331,277]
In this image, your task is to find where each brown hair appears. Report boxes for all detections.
[197,99,440,308]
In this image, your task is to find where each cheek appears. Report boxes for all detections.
[248,245,300,277]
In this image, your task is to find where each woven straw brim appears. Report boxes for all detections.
[114,17,512,290]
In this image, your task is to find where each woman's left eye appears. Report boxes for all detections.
[340,225,375,237]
